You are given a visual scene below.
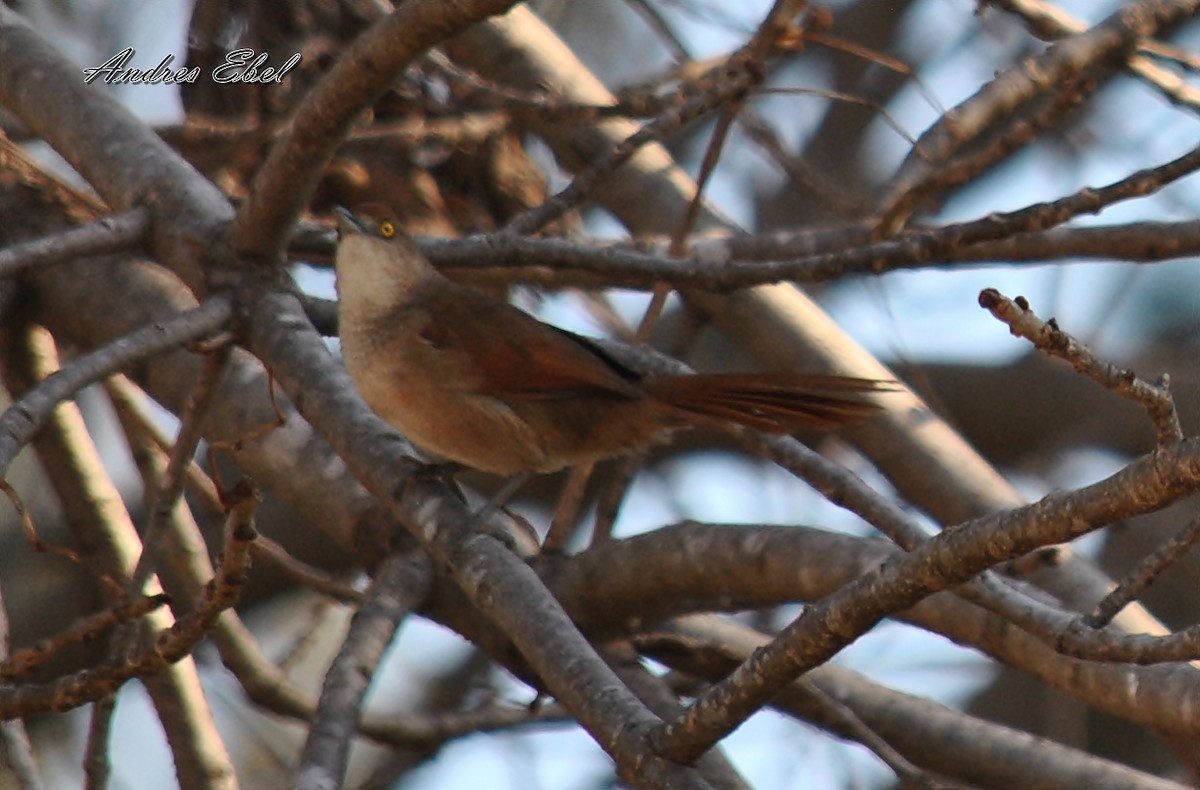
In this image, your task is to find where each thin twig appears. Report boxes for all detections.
[83,696,116,790]
[502,0,808,238]
[1086,515,1200,628]
[128,342,233,593]
[875,76,1096,235]
[0,482,258,718]
[979,288,1181,444]
[0,596,168,682]
[501,69,760,236]
[590,454,642,546]
[544,461,595,553]
[105,374,364,604]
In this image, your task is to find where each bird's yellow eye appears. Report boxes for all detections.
[378,219,396,239]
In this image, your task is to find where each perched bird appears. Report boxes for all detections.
[333,206,886,476]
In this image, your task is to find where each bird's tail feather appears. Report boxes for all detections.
[646,374,890,433]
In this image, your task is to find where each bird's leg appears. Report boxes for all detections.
[416,461,469,503]
[589,453,641,547]
[464,470,535,550]
[543,461,596,553]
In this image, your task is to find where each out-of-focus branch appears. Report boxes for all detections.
[231,0,522,261]
[0,6,231,294]
[0,297,233,476]
[989,0,1200,113]
[885,0,1200,198]
[0,210,148,279]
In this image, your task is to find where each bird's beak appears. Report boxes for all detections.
[333,206,366,239]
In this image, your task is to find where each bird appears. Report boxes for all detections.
[333,205,887,477]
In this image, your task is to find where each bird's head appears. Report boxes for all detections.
[333,204,435,314]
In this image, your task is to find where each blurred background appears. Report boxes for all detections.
[4,0,1200,787]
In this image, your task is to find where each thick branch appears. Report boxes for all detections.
[656,437,1200,760]
[547,523,1200,736]
[653,615,1191,790]
[246,291,710,789]
[0,6,231,294]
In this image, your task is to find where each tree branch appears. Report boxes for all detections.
[231,0,522,261]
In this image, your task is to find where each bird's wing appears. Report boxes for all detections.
[416,285,644,401]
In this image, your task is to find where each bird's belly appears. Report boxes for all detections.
[346,359,546,474]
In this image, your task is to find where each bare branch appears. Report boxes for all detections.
[0,321,237,789]
[655,438,1200,761]
[1087,515,1200,628]
[979,288,1181,444]
[0,6,231,293]
[553,522,1200,736]
[0,210,148,279]
[991,0,1200,114]
[295,550,430,790]
[246,292,708,788]
[649,615,1192,790]
[0,481,257,718]
[0,596,167,683]
[129,342,233,597]
[231,0,523,261]
[0,296,233,476]
[885,0,1200,198]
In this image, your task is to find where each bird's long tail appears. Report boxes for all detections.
[645,374,890,433]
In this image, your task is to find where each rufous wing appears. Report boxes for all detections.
[416,285,646,401]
